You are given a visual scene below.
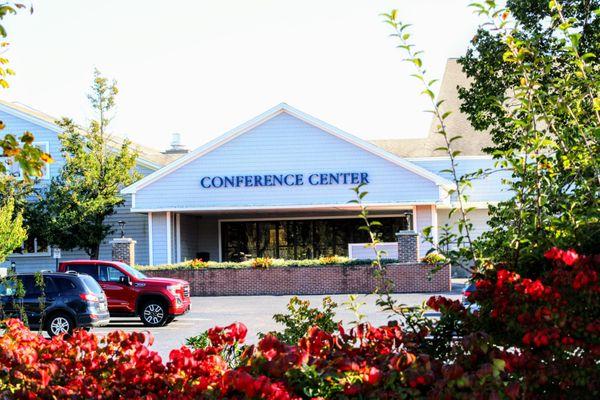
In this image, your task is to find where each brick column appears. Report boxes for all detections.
[111,238,137,265]
[396,230,419,263]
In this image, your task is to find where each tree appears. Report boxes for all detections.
[457,0,600,269]
[0,198,26,262]
[0,2,51,264]
[0,2,52,195]
[30,70,139,259]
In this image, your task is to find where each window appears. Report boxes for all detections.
[113,262,147,279]
[0,281,16,296]
[79,275,104,295]
[10,275,56,297]
[1,141,50,180]
[13,237,50,256]
[17,275,41,297]
[65,264,99,279]
[41,276,58,295]
[98,265,126,283]
[33,142,51,180]
[221,215,413,261]
[52,277,77,293]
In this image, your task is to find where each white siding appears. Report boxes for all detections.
[0,110,64,182]
[348,243,398,260]
[198,217,220,261]
[179,215,200,261]
[0,109,156,271]
[415,205,434,258]
[135,113,440,210]
[98,195,149,265]
[151,213,168,265]
[437,208,490,241]
[412,158,513,202]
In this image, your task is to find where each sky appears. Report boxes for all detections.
[2,0,482,151]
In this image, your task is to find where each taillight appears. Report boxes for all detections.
[80,293,99,302]
[464,290,473,298]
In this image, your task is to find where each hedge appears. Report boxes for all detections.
[137,256,399,272]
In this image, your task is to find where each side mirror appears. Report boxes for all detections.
[119,275,132,286]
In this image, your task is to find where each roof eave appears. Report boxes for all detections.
[122,103,453,194]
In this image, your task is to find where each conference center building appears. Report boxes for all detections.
[2,60,508,271]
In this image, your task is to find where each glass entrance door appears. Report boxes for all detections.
[221,215,412,261]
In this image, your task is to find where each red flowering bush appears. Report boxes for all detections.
[460,248,600,397]
[0,318,515,399]
[1,248,597,399]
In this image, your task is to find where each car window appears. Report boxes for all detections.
[65,264,99,279]
[79,275,104,295]
[17,275,42,297]
[113,262,147,279]
[43,276,58,295]
[52,277,78,293]
[98,265,126,283]
[0,281,16,296]
[8,276,56,297]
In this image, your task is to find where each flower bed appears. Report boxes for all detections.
[137,256,398,271]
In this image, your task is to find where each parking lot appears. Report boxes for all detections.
[92,282,464,360]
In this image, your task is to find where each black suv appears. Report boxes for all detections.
[0,272,110,337]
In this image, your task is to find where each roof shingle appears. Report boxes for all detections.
[370,59,493,158]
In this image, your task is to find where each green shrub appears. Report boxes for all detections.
[185,324,246,369]
[185,330,211,349]
[421,252,447,266]
[318,255,346,265]
[138,257,398,271]
[260,296,339,345]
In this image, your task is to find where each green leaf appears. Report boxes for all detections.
[422,88,435,99]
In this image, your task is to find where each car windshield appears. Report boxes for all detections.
[114,262,147,280]
[79,275,104,294]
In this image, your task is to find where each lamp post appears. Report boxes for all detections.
[118,220,126,238]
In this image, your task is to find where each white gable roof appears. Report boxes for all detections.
[122,103,452,194]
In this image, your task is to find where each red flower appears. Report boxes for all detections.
[207,322,248,347]
[544,247,562,261]
[561,249,579,266]
[524,280,545,299]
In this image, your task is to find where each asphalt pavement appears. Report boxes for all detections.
[92,281,464,360]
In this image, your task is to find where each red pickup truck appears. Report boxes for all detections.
[58,260,191,327]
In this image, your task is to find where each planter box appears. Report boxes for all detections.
[144,263,451,296]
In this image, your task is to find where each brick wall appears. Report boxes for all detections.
[396,231,419,263]
[111,238,137,266]
[144,263,451,296]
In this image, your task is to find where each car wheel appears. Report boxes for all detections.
[46,313,74,337]
[140,301,168,327]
